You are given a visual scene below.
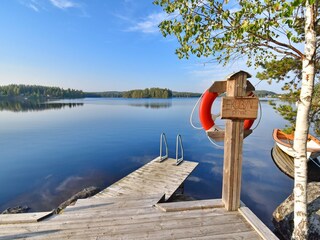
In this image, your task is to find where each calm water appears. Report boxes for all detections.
[0,98,293,229]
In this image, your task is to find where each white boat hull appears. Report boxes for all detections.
[275,142,313,159]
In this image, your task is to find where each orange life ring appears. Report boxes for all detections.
[199,90,255,131]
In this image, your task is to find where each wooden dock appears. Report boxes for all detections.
[0,157,278,239]
[93,157,198,200]
[0,195,275,240]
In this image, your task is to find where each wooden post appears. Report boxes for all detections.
[222,71,251,211]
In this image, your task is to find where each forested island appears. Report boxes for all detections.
[0,84,278,100]
[123,88,172,98]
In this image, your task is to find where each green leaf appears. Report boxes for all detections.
[194,15,201,23]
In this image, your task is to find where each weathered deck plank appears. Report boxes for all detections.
[0,211,53,224]
[239,205,278,240]
[155,199,224,212]
[0,195,268,240]
[93,157,198,200]
[0,207,233,233]
[0,207,259,240]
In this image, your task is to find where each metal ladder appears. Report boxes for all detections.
[175,134,184,165]
[158,133,184,165]
[158,133,168,162]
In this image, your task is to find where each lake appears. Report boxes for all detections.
[0,98,293,230]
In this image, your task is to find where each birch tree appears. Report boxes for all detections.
[154,0,318,239]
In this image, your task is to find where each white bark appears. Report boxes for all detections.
[292,2,317,240]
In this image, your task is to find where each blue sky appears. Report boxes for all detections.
[0,0,282,93]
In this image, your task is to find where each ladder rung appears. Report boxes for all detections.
[158,133,168,162]
[176,134,184,165]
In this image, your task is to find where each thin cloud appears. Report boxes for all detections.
[49,0,90,17]
[113,13,135,24]
[49,0,78,10]
[55,175,83,192]
[187,176,202,183]
[20,0,43,12]
[127,12,167,34]
[20,0,83,12]
[28,4,39,12]
[29,3,39,11]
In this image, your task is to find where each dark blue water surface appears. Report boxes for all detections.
[0,98,293,229]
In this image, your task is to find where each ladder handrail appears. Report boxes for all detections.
[159,133,168,162]
[176,134,184,165]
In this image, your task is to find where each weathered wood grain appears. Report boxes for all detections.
[155,199,224,212]
[239,205,279,240]
[221,97,259,120]
[222,72,248,211]
[0,211,53,224]
[93,158,198,200]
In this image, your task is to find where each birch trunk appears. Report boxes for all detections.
[292,2,316,239]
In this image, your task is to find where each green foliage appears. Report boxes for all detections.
[123,88,173,98]
[256,56,319,136]
[256,58,302,87]
[257,57,320,92]
[154,0,304,67]
[270,83,320,136]
[0,84,85,99]
[88,90,202,98]
[275,104,297,133]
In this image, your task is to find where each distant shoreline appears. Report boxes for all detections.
[0,85,201,99]
[0,84,280,100]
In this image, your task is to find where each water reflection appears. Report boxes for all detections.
[56,98,173,109]
[128,102,172,109]
[271,144,320,181]
[0,170,108,212]
[0,100,83,112]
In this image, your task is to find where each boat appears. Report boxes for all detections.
[272,128,320,159]
[271,144,320,181]
[271,143,294,178]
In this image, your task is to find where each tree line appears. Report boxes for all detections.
[0,85,203,99]
[0,84,85,99]
[88,89,202,98]
[122,88,173,98]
